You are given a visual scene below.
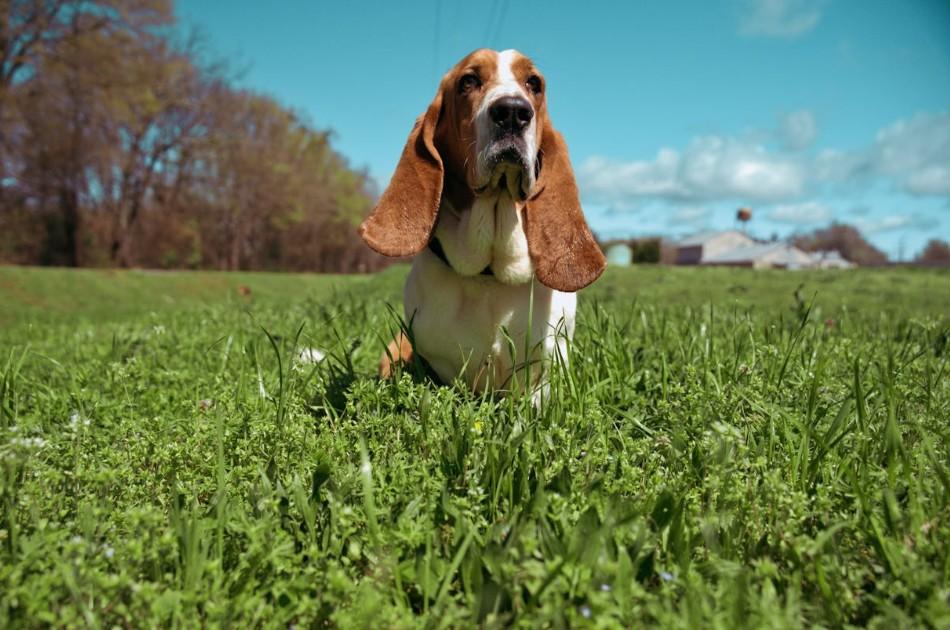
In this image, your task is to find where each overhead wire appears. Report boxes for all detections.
[488,0,509,48]
[432,0,442,82]
[484,0,501,45]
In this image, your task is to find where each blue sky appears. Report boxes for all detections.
[177,0,950,259]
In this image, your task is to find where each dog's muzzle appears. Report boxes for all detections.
[480,96,535,200]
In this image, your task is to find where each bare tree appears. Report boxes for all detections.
[792,223,889,266]
[0,0,385,272]
[3,0,174,265]
[915,239,950,267]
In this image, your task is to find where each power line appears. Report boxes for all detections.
[484,0,501,45]
[432,0,442,81]
[488,0,509,49]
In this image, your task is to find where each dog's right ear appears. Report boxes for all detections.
[358,90,444,257]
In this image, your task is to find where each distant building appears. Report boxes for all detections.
[675,230,755,265]
[810,250,856,269]
[674,231,854,270]
[605,242,633,266]
[702,242,816,269]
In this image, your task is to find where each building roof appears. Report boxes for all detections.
[811,249,856,268]
[814,250,848,262]
[676,230,749,247]
[703,242,814,266]
[768,245,816,267]
[672,231,856,268]
[702,242,785,263]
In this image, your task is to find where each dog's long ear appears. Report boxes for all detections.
[524,116,606,292]
[359,91,443,257]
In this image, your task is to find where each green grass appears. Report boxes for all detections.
[1,265,948,627]
[0,266,372,328]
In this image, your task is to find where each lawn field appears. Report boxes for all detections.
[1,265,949,627]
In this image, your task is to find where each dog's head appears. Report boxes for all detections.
[359,49,605,292]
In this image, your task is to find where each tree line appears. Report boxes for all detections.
[792,225,950,267]
[601,225,950,267]
[0,0,387,272]
[791,224,889,266]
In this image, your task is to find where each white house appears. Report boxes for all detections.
[675,230,755,265]
[701,242,817,269]
[810,250,856,269]
[674,231,854,269]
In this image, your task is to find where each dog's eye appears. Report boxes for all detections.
[525,75,542,94]
[458,73,481,94]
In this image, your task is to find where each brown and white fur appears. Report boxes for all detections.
[359,49,605,397]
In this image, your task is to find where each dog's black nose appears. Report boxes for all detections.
[489,96,533,133]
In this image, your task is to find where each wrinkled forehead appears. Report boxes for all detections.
[448,48,539,91]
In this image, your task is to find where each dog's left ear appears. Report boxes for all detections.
[524,116,606,292]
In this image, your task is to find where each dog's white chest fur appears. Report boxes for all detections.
[403,191,576,393]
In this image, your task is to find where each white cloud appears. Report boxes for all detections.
[812,148,868,182]
[768,201,832,224]
[579,111,950,211]
[811,112,950,195]
[581,150,681,201]
[872,113,950,196]
[904,166,950,196]
[669,206,711,226]
[853,213,940,234]
[579,136,805,205]
[739,0,824,39]
[683,137,806,200]
[778,110,817,150]
[853,215,913,234]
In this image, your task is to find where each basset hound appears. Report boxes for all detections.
[359,48,606,397]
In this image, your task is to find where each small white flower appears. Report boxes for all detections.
[579,605,592,619]
[9,437,47,449]
[599,583,611,592]
[68,412,90,430]
[103,545,115,559]
[660,571,675,582]
[297,347,326,365]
